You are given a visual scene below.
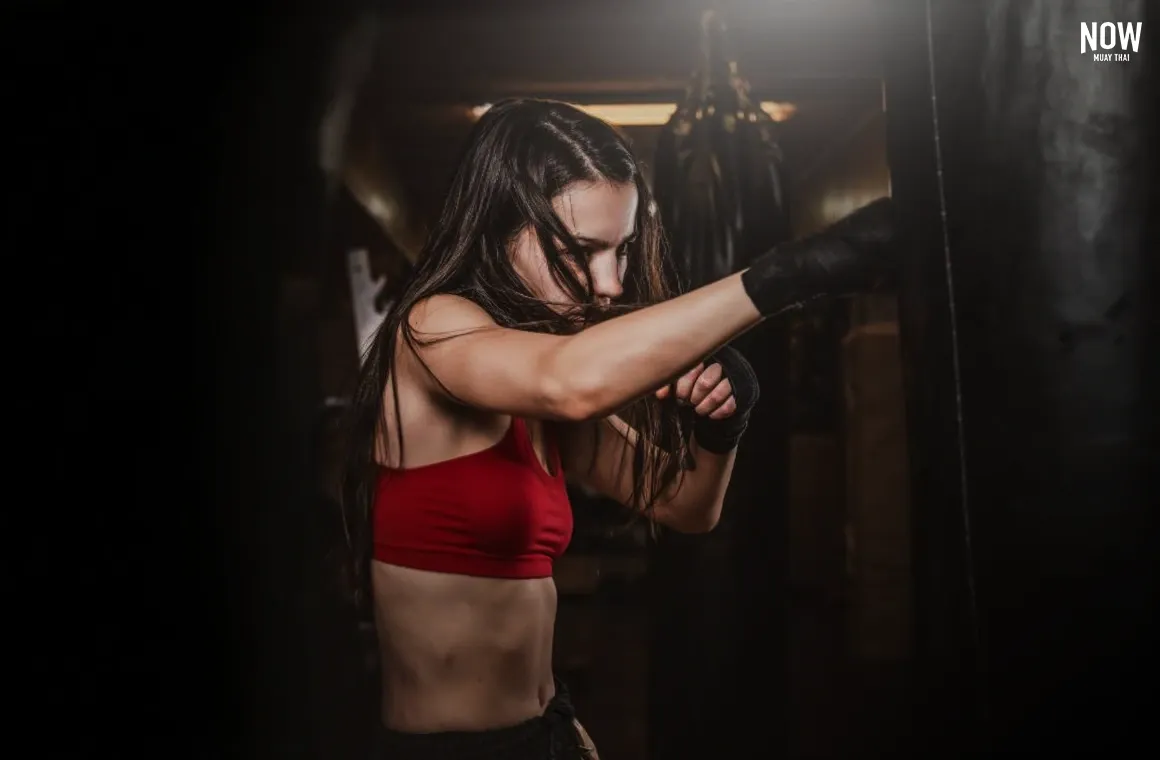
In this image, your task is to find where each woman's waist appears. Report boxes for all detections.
[375,678,585,760]
[374,592,556,728]
[381,654,558,733]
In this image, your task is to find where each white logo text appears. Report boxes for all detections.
[1081,21,1141,61]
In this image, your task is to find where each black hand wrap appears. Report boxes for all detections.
[740,196,897,316]
[692,344,760,454]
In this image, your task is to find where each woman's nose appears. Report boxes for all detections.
[592,260,624,302]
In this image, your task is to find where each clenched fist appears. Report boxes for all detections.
[654,361,738,420]
[656,345,759,454]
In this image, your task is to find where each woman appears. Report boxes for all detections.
[342,98,895,759]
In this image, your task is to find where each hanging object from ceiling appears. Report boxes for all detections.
[652,9,792,292]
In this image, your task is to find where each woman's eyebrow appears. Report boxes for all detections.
[575,231,637,248]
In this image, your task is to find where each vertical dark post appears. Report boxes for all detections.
[877,2,982,755]
[880,0,1156,755]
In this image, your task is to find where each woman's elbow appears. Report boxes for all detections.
[538,357,609,422]
[677,512,722,534]
[658,503,722,534]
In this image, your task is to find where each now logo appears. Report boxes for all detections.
[1080,21,1142,54]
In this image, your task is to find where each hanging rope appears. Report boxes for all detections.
[922,0,991,745]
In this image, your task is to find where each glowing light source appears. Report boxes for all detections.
[821,192,883,225]
[469,101,797,125]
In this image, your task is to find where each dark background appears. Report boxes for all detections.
[37,0,1154,757]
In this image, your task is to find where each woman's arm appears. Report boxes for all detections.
[406,272,757,422]
[559,415,735,533]
[405,197,893,421]
[558,348,757,532]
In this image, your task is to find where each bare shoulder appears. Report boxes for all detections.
[396,294,500,400]
[407,293,497,337]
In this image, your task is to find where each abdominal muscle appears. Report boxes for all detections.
[371,560,559,733]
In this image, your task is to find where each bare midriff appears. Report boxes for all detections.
[371,561,558,733]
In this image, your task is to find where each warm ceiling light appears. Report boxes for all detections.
[469,101,796,125]
[762,102,797,122]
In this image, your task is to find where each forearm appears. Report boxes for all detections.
[656,443,736,533]
[549,272,762,420]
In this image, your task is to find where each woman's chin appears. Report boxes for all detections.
[540,298,603,331]
[543,299,580,316]
[556,305,591,332]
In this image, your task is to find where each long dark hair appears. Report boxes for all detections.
[340,98,688,605]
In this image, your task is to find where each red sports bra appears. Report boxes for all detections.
[372,417,574,579]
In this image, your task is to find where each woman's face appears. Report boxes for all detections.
[511,180,638,312]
